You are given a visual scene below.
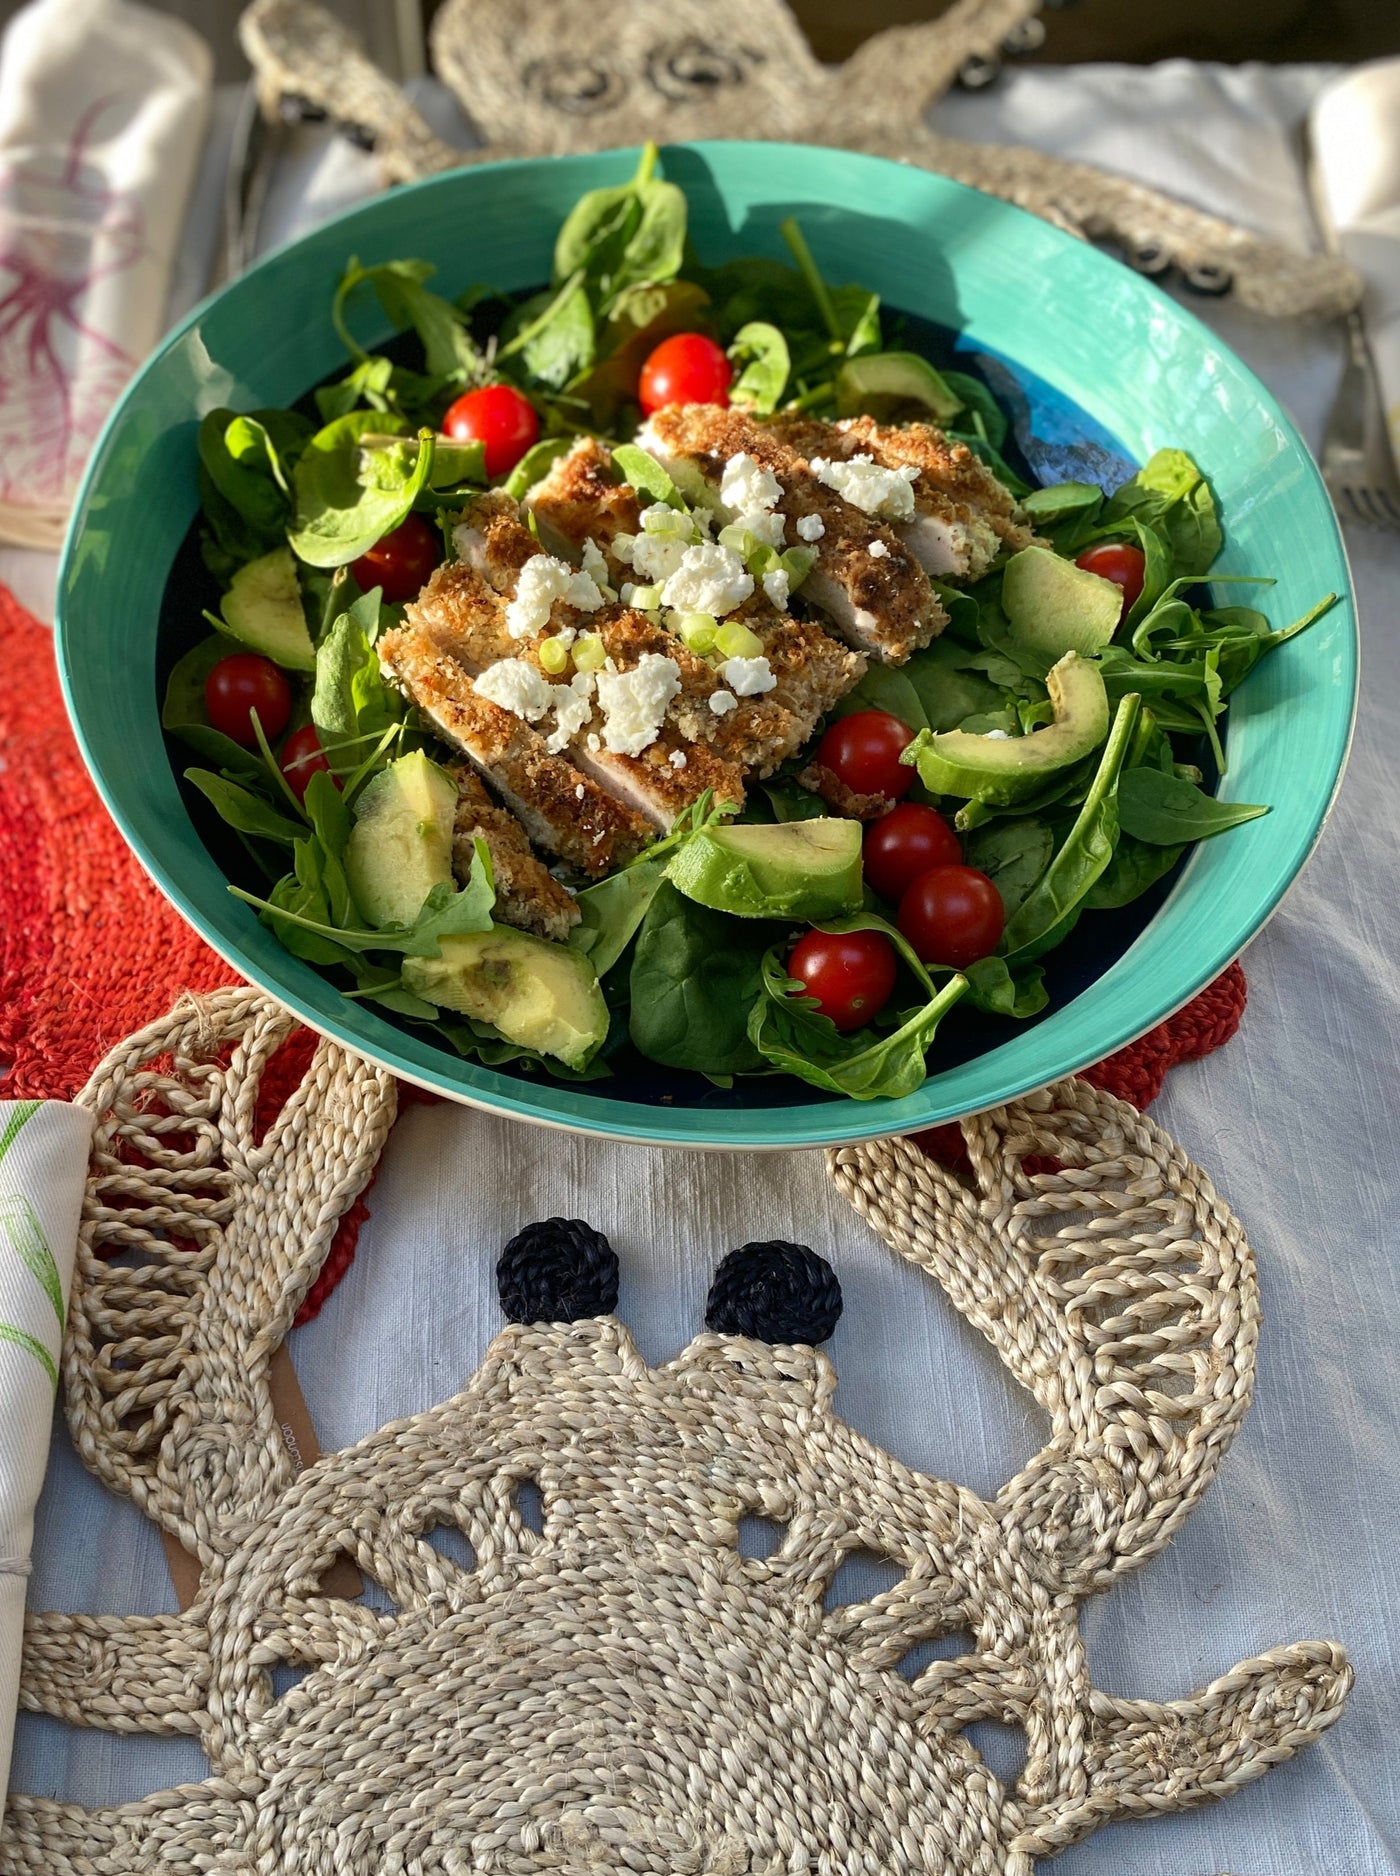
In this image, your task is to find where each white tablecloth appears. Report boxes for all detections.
[12,61,1400,1876]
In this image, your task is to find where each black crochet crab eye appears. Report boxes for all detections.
[705,1241,843,1346]
[497,1219,619,1324]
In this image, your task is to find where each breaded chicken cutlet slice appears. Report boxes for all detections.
[524,439,865,767]
[451,485,825,779]
[448,766,579,943]
[402,558,746,830]
[378,623,653,878]
[639,405,947,664]
[768,413,1037,579]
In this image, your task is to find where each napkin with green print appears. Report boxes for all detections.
[0,1098,92,1796]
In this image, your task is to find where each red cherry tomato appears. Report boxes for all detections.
[638,332,732,417]
[816,709,916,801]
[863,803,961,903]
[898,865,1005,969]
[441,382,539,479]
[204,653,291,748]
[279,723,337,803]
[788,927,898,1033]
[350,513,441,604]
[1075,540,1146,618]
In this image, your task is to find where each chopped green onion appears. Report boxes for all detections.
[573,633,607,672]
[628,582,662,609]
[538,635,570,675]
[673,612,719,655]
[716,620,763,659]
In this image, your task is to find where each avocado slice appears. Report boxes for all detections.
[835,351,963,425]
[402,928,608,1070]
[666,818,863,921]
[907,651,1110,806]
[345,751,458,927]
[1002,546,1123,661]
[220,547,316,671]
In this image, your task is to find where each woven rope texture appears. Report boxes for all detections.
[1,989,1348,1874]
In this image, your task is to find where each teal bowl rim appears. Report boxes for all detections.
[55,141,1357,1150]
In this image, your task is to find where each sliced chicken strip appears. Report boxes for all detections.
[404,560,746,828]
[527,438,865,765]
[640,404,947,664]
[445,491,807,779]
[378,624,653,879]
[447,766,579,942]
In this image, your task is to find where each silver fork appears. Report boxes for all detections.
[1321,310,1400,531]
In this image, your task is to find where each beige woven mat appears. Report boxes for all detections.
[0,988,1350,1872]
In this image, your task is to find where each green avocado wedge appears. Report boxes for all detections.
[345,751,458,927]
[1001,546,1123,661]
[403,927,608,1070]
[835,350,963,424]
[906,651,1110,805]
[665,818,863,921]
[219,547,316,671]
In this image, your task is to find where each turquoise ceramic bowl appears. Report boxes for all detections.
[57,143,1355,1148]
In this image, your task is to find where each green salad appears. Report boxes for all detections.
[164,145,1334,1101]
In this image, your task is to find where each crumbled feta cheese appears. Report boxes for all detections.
[579,537,616,599]
[587,733,601,752]
[575,784,586,799]
[761,568,790,611]
[669,749,688,770]
[628,529,691,583]
[504,554,606,638]
[640,502,692,536]
[796,513,825,543]
[542,672,597,755]
[720,451,782,515]
[735,507,786,549]
[719,655,777,697]
[659,542,754,618]
[708,689,739,717]
[810,453,920,522]
[868,539,890,559]
[473,658,554,722]
[984,729,1012,740]
[594,652,682,756]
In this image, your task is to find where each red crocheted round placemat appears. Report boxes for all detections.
[0,588,1246,1297]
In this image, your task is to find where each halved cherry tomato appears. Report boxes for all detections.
[638,332,732,417]
[279,723,337,802]
[442,382,539,478]
[897,864,1004,969]
[350,513,441,604]
[1075,540,1146,618]
[204,653,291,748]
[816,709,916,801]
[863,803,961,904]
[788,927,897,1033]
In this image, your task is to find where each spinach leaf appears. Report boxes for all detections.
[315,354,396,422]
[963,817,1054,919]
[1083,833,1185,908]
[939,370,1006,450]
[728,322,790,416]
[497,271,595,390]
[570,853,669,979]
[198,407,312,540]
[290,413,437,568]
[932,581,980,647]
[762,780,827,822]
[830,662,929,731]
[902,638,1006,731]
[962,955,1048,1019]
[1001,693,1141,960]
[1021,480,1103,525]
[1117,767,1268,844]
[1103,448,1222,578]
[610,442,685,510]
[233,849,495,958]
[502,435,574,500]
[553,143,686,307]
[185,770,305,844]
[748,913,967,1100]
[628,882,771,1074]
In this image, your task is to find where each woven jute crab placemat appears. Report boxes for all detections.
[1,988,1349,1873]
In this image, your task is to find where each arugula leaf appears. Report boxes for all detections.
[310,590,402,776]
[1103,448,1222,578]
[185,770,305,844]
[628,883,772,1074]
[497,271,595,391]
[1117,767,1268,844]
[748,913,967,1100]
[1001,693,1141,960]
[233,854,495,958]
[728,322,790,416]
[333,255,486,387]
[290,413,438,568]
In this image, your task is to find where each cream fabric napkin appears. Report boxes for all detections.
[0,1100,90,1802]
[0,0,211,549]
[1310,58,1400,470]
